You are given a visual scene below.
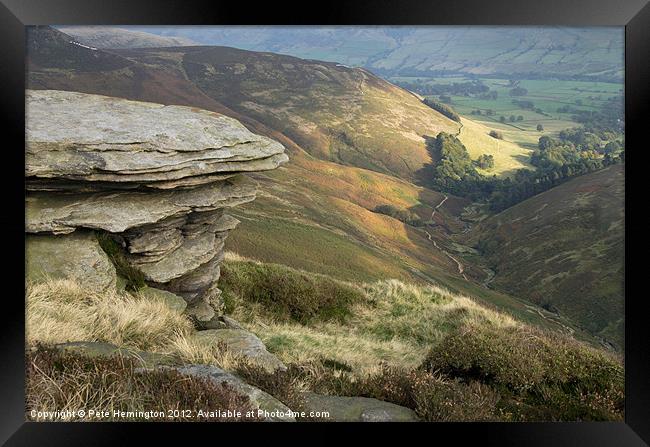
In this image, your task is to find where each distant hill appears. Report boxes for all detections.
[57,26,197,48]
[465,165,624,349]
[119,26,624,81]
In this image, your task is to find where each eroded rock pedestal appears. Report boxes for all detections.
[25,89,287,326]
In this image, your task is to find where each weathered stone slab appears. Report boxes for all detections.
[25,176,256,234]
[26,89,287,185]
[52,341,179,367]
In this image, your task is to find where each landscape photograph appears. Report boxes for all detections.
[25,25,625,422]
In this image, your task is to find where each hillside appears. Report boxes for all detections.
[57,26,197,48]
[116,45,461,182]
[464,165,624,349]
[119,26,624,81]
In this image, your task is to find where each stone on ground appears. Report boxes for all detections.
[301,392,420,422]
[169,364,295,422]
[194,329,286,372]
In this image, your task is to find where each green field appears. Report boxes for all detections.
[392,76,623,149]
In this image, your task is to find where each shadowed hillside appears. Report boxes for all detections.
[464,165,624,349]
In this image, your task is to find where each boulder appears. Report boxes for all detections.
[26,231,116,293]
[194,329,286,373]
[301,392,420,422]
[167,364,295,422]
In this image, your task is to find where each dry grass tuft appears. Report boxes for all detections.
[26,279,243,371]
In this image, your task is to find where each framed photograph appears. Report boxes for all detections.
[1,0,648,444]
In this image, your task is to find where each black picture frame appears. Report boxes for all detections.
[1,0,647,444]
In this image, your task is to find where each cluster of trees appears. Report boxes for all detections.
[422,98,461,123]
[485,127,624,211]
[374,204,423,227]
[557,96,623,132]
[426,133,485,198]
[488,153,622,211]
[512,99,535,110]
[479,91,499,100]
[512,100,548,116]
[423,128,624,212]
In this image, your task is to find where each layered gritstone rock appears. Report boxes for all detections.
[25,89,287,325]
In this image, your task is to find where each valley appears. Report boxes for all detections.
[24,25,626,422]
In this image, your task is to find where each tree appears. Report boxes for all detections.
[517,115,524,121]
[489,130,504,140]
[537,124,544,131]
[509,115,517,122]
[499,116,506,123]
[509,87,528,96]
[476,154,495,169]
[423,98,461,122]
[538,136,554,150]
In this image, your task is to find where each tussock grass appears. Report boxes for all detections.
[26,279,242,371]
[220,257,365,324]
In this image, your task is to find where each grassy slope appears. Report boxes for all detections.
[218,254,557,370]
[456,117,534,177]
[463,165,624,348]
[27,273,623,422]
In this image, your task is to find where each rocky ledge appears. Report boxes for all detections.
[25,89,287,326]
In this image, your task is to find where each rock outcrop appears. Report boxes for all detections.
[25,89,287,326]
